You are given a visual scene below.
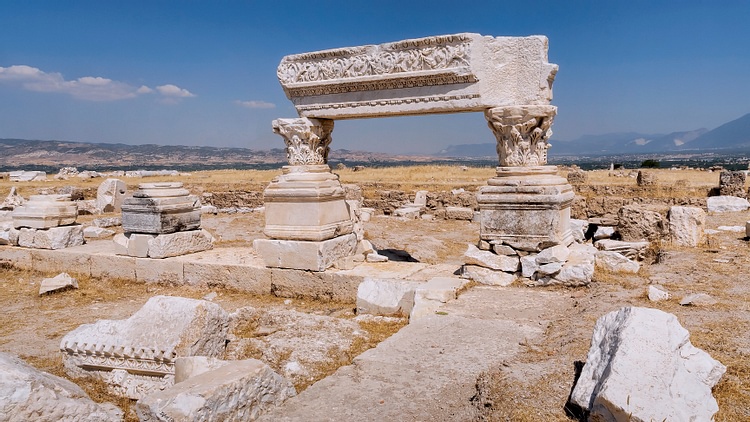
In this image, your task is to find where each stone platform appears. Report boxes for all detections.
[0,241,452,301]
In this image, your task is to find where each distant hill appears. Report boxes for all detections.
[434,111,750,157]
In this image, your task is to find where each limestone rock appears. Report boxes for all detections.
[648,285,670,302]
[254,233,357,271]
[535,244,569,264]
[706,195,750,213]
[0,352,123,422]
[571,307,725,422]
[147,229,214,259]
[12,194,77,229]
[93,216,122,228]
[541,243,596,286]
[410,277,467,320]
[595,251,640,274]
[18,225,84,250]
[567,170,587,184]
[0,186,25,210]
[135,359,295,422]
[592,226,615,240]
[174,356,232,384]
[0,225,19,246]
[718,170,746,198]
[445,206,474,220]
[668,206,705,247]
[570,219,589,243]
[520,254,539,278]
[83,226,115,239]
[491,243,517,256]
[617,205,667,242]
[39,272,78,295]
[356,278,421,316]
[60,295,229,399]
[680,293,717,306]
[365,252,389,262]
[595,239,650,261]
[393,206,421,219]
[95,178,127,213]
[461,264,515,286]
[464,244,519,272]
[636,170,657,186]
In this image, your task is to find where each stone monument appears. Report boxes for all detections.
[113,182,213,258]
[12,194,84,249]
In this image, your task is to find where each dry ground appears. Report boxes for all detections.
[1,167,748,421]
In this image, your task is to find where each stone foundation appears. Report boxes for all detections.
[253,233,357,272]
[113,229,214,259]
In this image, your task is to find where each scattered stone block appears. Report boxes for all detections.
[410,277,467,320]
[706,195,750,213]
[17,225,84,250]
[12,194,77,229]
[174,356,231,384]
[83,226,115,239]
[121,182,201,234]
[39,272,78,295]
[0,225,19,246]
[0,352,123,421]
[491,243,517,256]
[567,170,587,184]
[95,178,127,213]
[464,244,519,272]
[571,307,725,422]
[520,254,539,278]
[595,239,650,261]
[93,216,122,228]
[648,285,670,302]
[636,170,657,186]
[536,244,569,264]
[592,226,615,240]
[570,219,589,243]
[461,264,516,286]
[60,295,229,399]
[717,225,744,232]
[254,233,357,271]
[147,229,214,259]
[680,293,717,306]
[668,206,705,247]
[445,206,474,220]
[718,170,746,198]
[136,359,295,422]
[595,250,640,274]
[365,251,389,262]
[9,170,46,182]
[617,204,667,242]
[356,278,421,316]
[393,206,422,219]
[0,186,25,210]
[542,243,597,286]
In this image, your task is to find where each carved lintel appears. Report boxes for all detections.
[272,118,334,166]
[485,105,557,167]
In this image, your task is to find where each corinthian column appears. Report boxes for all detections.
[272,118,334,166]
[484,105,557,170]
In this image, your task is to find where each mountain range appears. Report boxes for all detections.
[437,112,750,157]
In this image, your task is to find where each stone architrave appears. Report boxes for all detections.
[95,178,127,213]
[277,33,557,119]
[12,194,77,229]
[60,295,229,400]
[263,118,353,242]
[477,106,574,251]
[121,182,201,234]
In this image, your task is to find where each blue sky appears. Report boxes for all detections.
[1,1,748,154]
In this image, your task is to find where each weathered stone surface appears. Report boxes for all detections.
[491,243,517,256]
[571,307,725,422]
[461,264,516,286]
[680,293,717,306]
[93,216,122,228]
[254,233,357,271]
[83,226,115,239]
[706,195,750,213]
[595,239,650,261]
[570,219,588,243]
[278,33,557,119]
[539,243,596,286]
[445,206,474,220]
[12,194,77,229]
[39,272,78,295]
[136,359,295,422]
[95,178,127,213]
[567,170,587,184]
[668,206,705,247]
[648,285,670,302]
[535,244,569,264]
[18,225,84,250]
[719,170,746,198]
[617,205,667,242]
[592,226,615,240]
[410,277,467,320]
[60,295,229,399]
[636,170,657,186]
[0,352,123,422]
[174,356,231,384]
[122,182,201,234]
[0,186,25,210]
[356,278,422,316]
[595,250,640,274]
[520,254,538,278]
[0,223,19,246]
[147,229,214,259]
[9,170,46,182]
[464,244,519,272]
[393,206,422,219]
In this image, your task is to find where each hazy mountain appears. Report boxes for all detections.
[436,143,496,157]
[686,113,750,150]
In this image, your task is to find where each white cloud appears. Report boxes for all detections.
[234,100,275,109]
[0,64,194,102]
[156,84,195,98]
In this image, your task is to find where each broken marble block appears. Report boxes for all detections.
[356,278,422,316]
[83,226,115,239]
[571,307,725,422]
[0,352,123,422]
[594,250,640,274]
[95,178,127,213]
[254,233,357,271]
[39,272,79,295]
[121,182,201,234]
[461,264,516,286]
[60,295,229,399]
[17,225,84,250]
[410,277,467,320]
[12,194,77,229]
[668,206,705,247]
[135,359,296,422]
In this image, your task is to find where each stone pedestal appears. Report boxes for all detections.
[257,118,356,271]
[121,183,201,234]
[478,167,574,251]
[12,194,77,229]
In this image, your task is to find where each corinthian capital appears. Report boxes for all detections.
[485,105,557,167]
[272,118,335,166]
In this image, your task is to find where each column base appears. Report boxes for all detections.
[477,166,574,251]
[253,233,357,272]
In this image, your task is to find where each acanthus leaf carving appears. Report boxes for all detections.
[272,118,334,166]
[485,106,557,167]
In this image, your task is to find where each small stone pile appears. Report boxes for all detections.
[113,182,214,258]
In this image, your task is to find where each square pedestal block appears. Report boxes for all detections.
[253,233,357,271]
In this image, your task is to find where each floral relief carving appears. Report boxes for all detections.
[485,106,557,167]
[272,118,335,165]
